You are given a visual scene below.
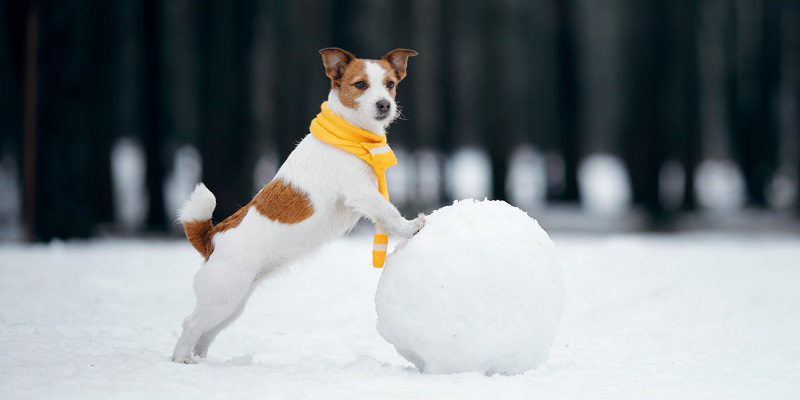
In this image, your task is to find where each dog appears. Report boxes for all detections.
[172,48,424,363]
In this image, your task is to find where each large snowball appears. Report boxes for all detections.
[375,200,565,375]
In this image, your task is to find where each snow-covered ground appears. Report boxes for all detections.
[1,233,799,399]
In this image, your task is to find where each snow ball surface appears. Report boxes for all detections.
[375,199,565,375]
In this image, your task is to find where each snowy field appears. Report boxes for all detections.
[1,233,799,399]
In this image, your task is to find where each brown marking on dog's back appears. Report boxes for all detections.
[210,205,249,235]
[252,179,314,224]
[183,179,313,260]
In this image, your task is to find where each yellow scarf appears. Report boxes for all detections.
[310,102,397,268]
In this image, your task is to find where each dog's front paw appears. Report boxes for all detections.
[398,213,426,238]
[172,354,198,364]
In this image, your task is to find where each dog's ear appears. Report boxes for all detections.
[320,48,356,84]
[381,49,418,81]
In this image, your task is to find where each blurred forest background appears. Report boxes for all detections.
[1,0,799,241]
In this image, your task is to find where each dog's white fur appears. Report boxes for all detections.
[172,58,421,363]
[178,183,216,223]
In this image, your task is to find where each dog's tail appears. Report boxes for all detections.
[178,183,216,260]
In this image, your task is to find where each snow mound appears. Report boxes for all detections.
[375,199,565,375]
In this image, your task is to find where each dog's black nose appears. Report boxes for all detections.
[376,99,391,113]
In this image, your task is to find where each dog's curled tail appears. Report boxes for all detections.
[179,183,216,260]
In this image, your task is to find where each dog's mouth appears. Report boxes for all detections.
[374,112,389,121]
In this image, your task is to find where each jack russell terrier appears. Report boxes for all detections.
[172,48,424,363]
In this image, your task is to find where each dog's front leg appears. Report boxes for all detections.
[345,189,424,238]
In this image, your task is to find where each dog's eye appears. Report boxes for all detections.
[354,81,366,89]
[386,81,395,89]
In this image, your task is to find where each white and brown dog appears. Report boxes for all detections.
[172,48,423,363]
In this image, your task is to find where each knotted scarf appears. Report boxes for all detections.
[310,102,397,268]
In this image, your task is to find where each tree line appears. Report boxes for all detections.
[1,0,798,240]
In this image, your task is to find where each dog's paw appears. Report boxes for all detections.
[172,355,198,364]
[399,213,426,238]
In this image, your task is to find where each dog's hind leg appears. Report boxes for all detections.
[192,280,258,358]
[172,259,256,364]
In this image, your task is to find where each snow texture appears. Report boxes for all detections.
[415,149,443,206]
[507,145,547,211]
[165,145,203,224]
[578,154,631,216]
[447,147,492,201]
[766,171,797,210]
[252,151,279,194]
[385,148,411,205]
[0,151,22,241]
[694,159,746,212]
[110,137,148,230]
[376,200,565,375]
[1,234,799,399]
[659,160,686,209]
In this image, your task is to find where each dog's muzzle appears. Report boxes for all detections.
[375,99,391,120]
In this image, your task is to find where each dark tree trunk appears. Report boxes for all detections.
[411,0,443,151]
[753,0,781,207]
[723,0,739,172]
[790,0,800,217]
[162,0,201,146]
[553,0,581,202]
[2,1,29,238]
[438,0,455,154]
[142,0,166,230]
[481,0,513,201]
[34,0,97,239]
[198,0,255,219]
[729,0,780,207]
[86,1,115,227]
[0,1,25,171]
[447,0,481,149]
[674,0,701,211]
[269,0,308,163]
[623,0,669,221]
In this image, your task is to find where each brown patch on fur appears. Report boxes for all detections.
[182,179,313,260]
[251,179,314,224]
[210,205,249,235]
[336,59,368,108]
[184,219,214,260]
[182,205,248,260]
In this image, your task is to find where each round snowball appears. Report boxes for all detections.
[375,199,565,375]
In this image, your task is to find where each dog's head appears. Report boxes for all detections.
[320,48,417,133]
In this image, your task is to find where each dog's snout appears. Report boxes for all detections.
[376,100,391,113]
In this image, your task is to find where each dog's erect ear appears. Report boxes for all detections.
[381,49,418,81]
[320,48,356,83]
